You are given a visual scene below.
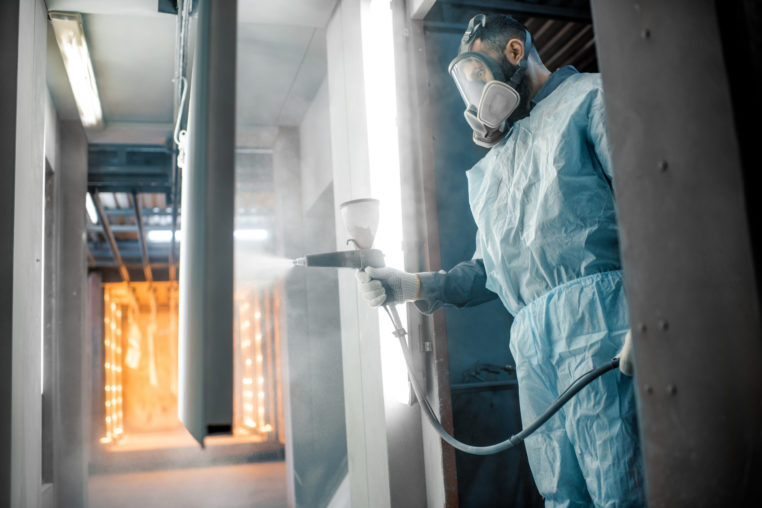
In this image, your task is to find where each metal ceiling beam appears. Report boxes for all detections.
[104,208,168,217]
[131,191,153,283]
[435,0,592,23]
[543,24,592,70]
[87,179,172,195]
[88,225,173,234]
[88,144,173,195]
[534,20,577,58]
[92,191,130,282]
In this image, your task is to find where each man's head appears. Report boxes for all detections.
[450,14,541,147]
[458,14,539,65]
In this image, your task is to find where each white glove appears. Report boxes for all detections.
[617,330,634,376]
[355,267,420,307]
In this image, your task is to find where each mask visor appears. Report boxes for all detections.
[449,53,502,110]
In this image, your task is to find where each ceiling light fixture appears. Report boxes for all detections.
[85,192,98,224]
[233,229,269,241]
[362,0,410,405]
[49,12,104,129]
[147,230,181,243]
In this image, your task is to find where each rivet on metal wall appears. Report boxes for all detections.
[658,160,668,172]
[638,322,647,333]
[641,28,651,39]
[666,384,677,396]
[645,384,654,395]
[658,319,669,331]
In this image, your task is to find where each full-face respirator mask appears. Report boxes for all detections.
[448,14,533,148]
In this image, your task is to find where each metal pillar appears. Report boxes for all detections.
[591,1,762,505]
[0,1,20,502]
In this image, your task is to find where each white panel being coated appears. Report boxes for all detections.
[326,1,392,507]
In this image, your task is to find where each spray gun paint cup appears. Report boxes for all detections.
[339,198,379,250]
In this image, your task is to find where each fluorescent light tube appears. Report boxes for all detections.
[85,192,98,224]
[234,229,269,241]
[147,230,181,243]
[49,12,104,129]
[362,0,410,405]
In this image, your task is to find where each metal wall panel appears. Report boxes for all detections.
[178,0,237,445]
[591,1,762,504]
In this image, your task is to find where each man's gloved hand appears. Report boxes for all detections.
[617,330,634,376]
[355,267,421,307]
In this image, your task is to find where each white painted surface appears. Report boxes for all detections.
[237,23,326,129]
[326,473,351,508]
[299,79,333,212]
[46,0,160,16]
[238,0,338,27]
[44,89,59,168]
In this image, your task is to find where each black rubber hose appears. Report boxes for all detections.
[384,305,621,456]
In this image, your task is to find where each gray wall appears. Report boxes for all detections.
[276,78,349,506]
[299,81,333,212]
[292,185,347,508]
[54,119,89,507]
[274,127,303,508]
[0,4,90,506]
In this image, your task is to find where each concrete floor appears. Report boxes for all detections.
[89,461,288,508]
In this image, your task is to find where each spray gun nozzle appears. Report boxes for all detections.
[293,257,307,267]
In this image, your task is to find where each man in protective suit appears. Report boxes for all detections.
[357,14,644,507]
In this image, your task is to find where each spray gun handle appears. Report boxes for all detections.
[353,249,385,269]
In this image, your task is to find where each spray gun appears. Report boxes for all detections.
[293,198,385,270]
[293,198,621,456]
[293,249,385,270]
